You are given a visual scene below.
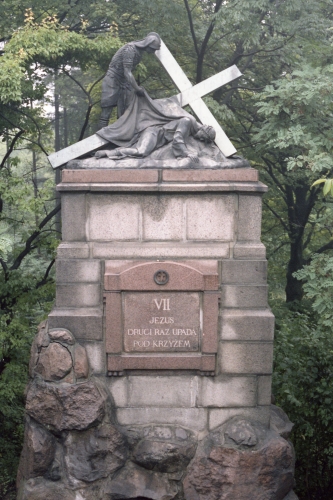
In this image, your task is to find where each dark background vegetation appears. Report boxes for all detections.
[1,1,333,498]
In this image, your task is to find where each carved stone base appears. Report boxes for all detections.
[17,323,298,500]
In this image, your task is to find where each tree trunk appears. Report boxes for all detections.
[54,71,61,237]
[285,239,304,302]
[284,183,317,303]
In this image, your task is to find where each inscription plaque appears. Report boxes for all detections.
[104,260,219,375]
[124,292,200,352]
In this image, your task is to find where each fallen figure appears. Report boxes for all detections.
[84,90,249,169]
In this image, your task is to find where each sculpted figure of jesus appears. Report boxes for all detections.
[98,32,161,128]
[96,116,216,163]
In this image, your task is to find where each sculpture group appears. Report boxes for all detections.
[48,33,243,169]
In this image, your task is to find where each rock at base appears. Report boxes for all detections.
[133,436,196,473]
[65,424,127,482]
[17,478,76,500]
[48,328,75,345]
[25,380,105,432]
[74,343,89,379]
[104,463,179,500]
[35,342,73,381]
[183,416,295,500]
[16,417,56,485]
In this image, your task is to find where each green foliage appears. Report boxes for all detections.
[0,222,13,260]
[255,65,333,174]
[312,178,333,198]
[294,254,333,328]
[0,247,56,493]
[0,11,121,105]
[273,304,333,499]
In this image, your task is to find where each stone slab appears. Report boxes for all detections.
[142,196,183,241]
[221,285,268,308]
[199,376,257,407]
[233,242,266,259]
[186,195,235,241]
[62,169,158,183]
[107,354,216,372]
[92,242,230,259]
[220,309,275,341]
[56,283,101,308]
[56,259,101,283]
[238,194,262,241]
[61,193,86,241]
[83,342,105,375]
[221,260,267,284]
[219,342,273,374]
[162,168,259,182]
[117,407,207,431]
[48,308,103,341]
[88,194,140,241]
[56,242,90,259]
[127,376,199,407]
[208,405,271,430]
[57,181,268,193]
[258,375,272,405]
[107,377,128,407]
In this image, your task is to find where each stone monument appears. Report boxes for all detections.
[17,35,298,500]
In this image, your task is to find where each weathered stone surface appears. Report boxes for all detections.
[48,307,103,341]
[74,343,89,379]
[133,437,196,473]
[283,491,299,500]
[35,320,49,348]
[270,404,294,439]
[224,419,258,447]
[183,416,295,500]
[56,258,101,283]
[35,343,73,381]
[104,463,179,499]
[29,339,40,378]
[61,192,86,242]
[17,417,56,483]
[48,328,75,345]
[29,321,49,377]
[26,380,105,432]
[64,424,127,482]
[17,478,76,500]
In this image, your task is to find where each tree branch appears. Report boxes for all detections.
[36,258,55,288]
[267,240,289,257]
[183,0,199,56]
[196,0,223,82]
[79,104,93,141]
[262,156,287,196]
[0,129,24,169]
[263,199,289,233]
[313,240,333,256]
[0,258,8,273]
[3,105,48,155]
[10,204,61,271]
[62,70,103,140]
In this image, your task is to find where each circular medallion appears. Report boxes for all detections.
[154,270,169,285]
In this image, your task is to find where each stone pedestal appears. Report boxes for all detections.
[17,166,297,500]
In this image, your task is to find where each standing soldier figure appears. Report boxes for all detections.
[98,32,161,129]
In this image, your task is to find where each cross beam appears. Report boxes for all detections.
[48,41,241,169]
[155,41,241,157]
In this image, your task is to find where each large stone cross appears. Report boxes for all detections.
[48,40,241,169]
